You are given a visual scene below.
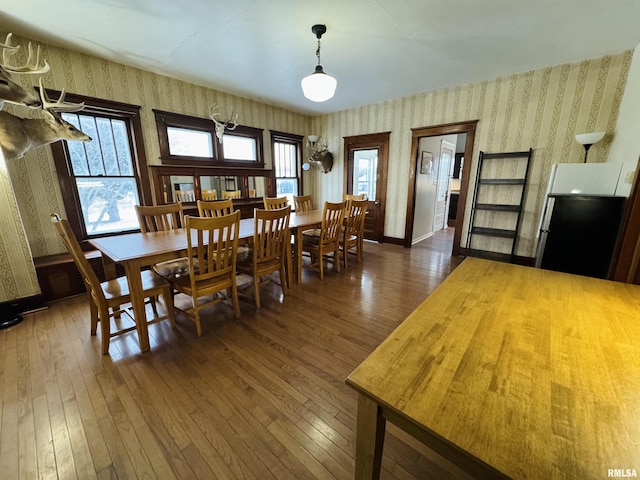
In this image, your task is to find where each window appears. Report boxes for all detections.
[167,127,213,157]
[154,110,264,167]
[353,149,378,201]
[271,131,303,208]
[51,94,152,241]
[222,134,256,161]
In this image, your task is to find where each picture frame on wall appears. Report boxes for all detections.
[420,151,434,174]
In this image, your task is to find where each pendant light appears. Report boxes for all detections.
[301,24,337,102]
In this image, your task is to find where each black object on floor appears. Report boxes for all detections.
[0,303,24,329]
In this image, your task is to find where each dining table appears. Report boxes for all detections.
[89,209,326,352]
[346,257,640,479]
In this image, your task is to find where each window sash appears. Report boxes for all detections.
[167,127,214,157]
[222,134,257,161]
[274,141,298,178]
[75,176,141,235]
[271,132,303,206]
[50,92,150,242]
[61,110,143,237]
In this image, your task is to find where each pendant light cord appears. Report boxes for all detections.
[316,39,322,66]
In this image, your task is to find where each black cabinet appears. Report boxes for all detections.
[538,195,625,279]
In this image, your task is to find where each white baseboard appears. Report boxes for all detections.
[411,232,434,245]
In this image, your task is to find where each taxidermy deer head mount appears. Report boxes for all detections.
[209,104,238,142]
[306,135,333,173]
[0,78,92,159]
[0,33,50,109]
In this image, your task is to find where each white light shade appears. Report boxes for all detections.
[301,67,337,102]
[308,134,319,143]
[575,132,605,145]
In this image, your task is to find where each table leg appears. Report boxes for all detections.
[123,259,151,353]
[285,233,292,289]
[296,228,303,284]
[100,254,117,280]
[355,394,386,480]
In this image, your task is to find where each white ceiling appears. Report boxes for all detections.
[2,0,640,116]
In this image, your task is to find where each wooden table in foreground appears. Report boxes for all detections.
[346,257,640,479]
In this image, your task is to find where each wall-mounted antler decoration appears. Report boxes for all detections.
[209,104,238,142]
[306,135,333,173]
[0,74,92,160]
[0,33,51,108]
[0,34,91,159]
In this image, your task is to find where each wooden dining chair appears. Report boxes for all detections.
[263,196,289,210]
[301,201,346,280]
[135,203,190,279]
[51,214,176,355]
[222,190,241,199]
[135,203,184,232]
[174,189,196,202]
[293,194,314,213]
[197,198,250,261]
[343,193,366,210]
[202,189,218,201]
[169,212,242,336]
[197,198,234,217]
[343,193,366,202]
[236,206,290,308]
[248,189,256,198]
[340,199,368,268]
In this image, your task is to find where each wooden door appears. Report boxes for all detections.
[344,132,390,242]
[433,140,455,231]
[404,120,478,254]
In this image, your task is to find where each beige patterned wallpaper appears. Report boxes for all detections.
[312,51,632,257]
[0,151,40,301]
[0,30,633,302]
[0,32,311,302]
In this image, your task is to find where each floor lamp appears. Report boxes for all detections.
[575,132,605,163]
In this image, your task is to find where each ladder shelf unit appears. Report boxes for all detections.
[466,148,533,263]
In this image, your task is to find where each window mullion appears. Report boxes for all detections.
[109,118,123,176]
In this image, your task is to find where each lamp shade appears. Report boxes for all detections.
[301,65,337,102]
[575,132,605,146]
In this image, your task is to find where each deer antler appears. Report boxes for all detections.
[0,34,19,53]
[226,112,238,131]
[38,78,84,113]
[209,104,238,140]
[1,34,50,74]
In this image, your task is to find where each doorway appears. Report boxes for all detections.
[344,132,390,242]
[404,121,478,255]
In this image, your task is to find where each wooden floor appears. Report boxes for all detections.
[1,228,473,480]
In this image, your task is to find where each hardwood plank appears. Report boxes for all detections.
[0,335,19,480]
[63,397,98,480]
[0,229,475,479]
[16,323,38,480]
[32,394,56,480]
